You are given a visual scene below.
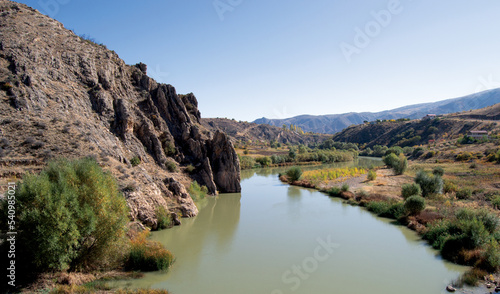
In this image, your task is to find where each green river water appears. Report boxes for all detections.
[119,158,468,294]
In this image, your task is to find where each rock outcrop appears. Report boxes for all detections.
[0,0,240,227]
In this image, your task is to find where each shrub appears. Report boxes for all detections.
[384,153,407,175]
[379,202,406,219]
[456,152,473,161]
[482,239,500,271]
[432,166,444,177]
[286,167,302,182]
[367,170,377,181]
[415,170,443,197]
[185,164,196,174]
[239,156,257,169]
[256,156,272,167]
[341,183,349,192]
[188,181,208,202]
[127,231,174,271]
[404,195,426,215]
[492,195,500,209]
[443,180,458,194]
[130,156,141,167]
[366,201,392,215]
[393,154,408,175]
[456,188,473,200]
[383,153,399,168]
[327,187,341,196]
[166,161,177,172]
[155,206,171,231]
[401,183,421,199]
[163,141,176,156]
[1,158,129,272]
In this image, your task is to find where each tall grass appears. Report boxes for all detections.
[127,231,174,272]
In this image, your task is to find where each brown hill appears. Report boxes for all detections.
[202,118,330,146]
[0,1,240,228]
[332,105,500,148]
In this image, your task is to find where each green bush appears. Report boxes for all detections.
[341,183,350,192]
[393,154,408,175]
[492,195,500,209]
[127,231,174,271]
[379,202,406,219]
[256,156,272,167]
[383,153,399,168]
[367,170,377,181]
[415,170,443,197]
[163,141,176,156]
[456,188,473,200]
[185,164,196,174]
[188,181,208,202]
[286,167,302,182]
[130,156,141,167]
[401,183,422,199]
[366,201,392,215]
[432,166,444,177]
[154,206,171,231]
[482,239,500,271]
[443,180,458,194]
[2,158,129,272]
[456,152,473,161]
[404,195,426,215]
[327,187,341,196]
[384,153,407,175]
[239,156,257,169]
[424,208,499,267]
[166,161,177,172]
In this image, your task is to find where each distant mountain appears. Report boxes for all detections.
[331,102,500,148]
[254,88,500,134]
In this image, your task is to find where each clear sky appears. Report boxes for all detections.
[16,0,500,121]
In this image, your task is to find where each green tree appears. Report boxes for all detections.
[286,167,302,182]
[401,183,422,199]
[3,158,129,272]
[405,195,426,215]
[415,170,443,197]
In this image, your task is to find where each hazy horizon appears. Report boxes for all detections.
[16,0,500,121]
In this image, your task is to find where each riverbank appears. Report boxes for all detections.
[280,160,500,290]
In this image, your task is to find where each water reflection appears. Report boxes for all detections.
[121,157,468,294]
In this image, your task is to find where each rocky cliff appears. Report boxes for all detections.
[0,1,240,228]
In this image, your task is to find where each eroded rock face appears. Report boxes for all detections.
[0,0,240,226]
[209,131,241,193]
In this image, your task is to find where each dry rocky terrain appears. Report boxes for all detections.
[0,0,241,229]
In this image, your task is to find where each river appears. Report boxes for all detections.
[119,158,468,294]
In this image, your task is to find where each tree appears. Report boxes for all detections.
[415,170,443,197]
[405,195,426,215]
[3,157,129,272]
[286,167,302,182]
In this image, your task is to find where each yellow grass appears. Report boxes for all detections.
[302,167,366,185]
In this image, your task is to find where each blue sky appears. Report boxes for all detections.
[16,0,500,121]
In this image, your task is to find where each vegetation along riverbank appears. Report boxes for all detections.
[281,147,500,290]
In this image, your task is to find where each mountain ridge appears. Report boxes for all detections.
[254,88,500,134]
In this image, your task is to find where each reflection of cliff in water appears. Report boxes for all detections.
[152,193,242,270]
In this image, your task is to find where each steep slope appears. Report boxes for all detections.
[332,104,500,148]
[202,118,330,145]
[0,1,240,228]
[254,88,500,134]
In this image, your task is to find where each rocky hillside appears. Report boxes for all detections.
[332,104,500,148]
[255,88,500,134]
[202,118,330,146]
[0,1,240,228]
